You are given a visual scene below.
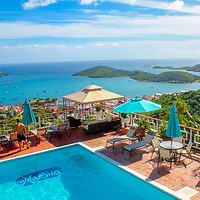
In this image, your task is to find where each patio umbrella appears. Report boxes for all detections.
[165,105,182,141]
[113,98,161,113]
[22,98,36,125]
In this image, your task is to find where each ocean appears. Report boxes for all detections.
[1,59,200,106]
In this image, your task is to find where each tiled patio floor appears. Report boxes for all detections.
[0,127,200,199]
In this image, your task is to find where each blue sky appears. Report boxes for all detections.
[1,0,200,63]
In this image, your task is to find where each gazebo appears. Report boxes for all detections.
[63,84,124,120]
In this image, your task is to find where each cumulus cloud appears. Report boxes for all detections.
[23,0,58,10]
[169,0,184,10]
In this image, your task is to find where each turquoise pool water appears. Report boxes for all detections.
[0,144,179,200]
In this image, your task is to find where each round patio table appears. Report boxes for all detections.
[160,141,183,150]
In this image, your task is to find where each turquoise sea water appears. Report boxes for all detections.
[1,59,200,105]
[0,144,178,200]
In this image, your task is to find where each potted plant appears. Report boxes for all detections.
[95,104,103,120]
[139,119,150,137]
[158,122,170,140]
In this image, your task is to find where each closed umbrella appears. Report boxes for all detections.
[113,98,161,113]
[22,98,36,125]
[165,105,182,141]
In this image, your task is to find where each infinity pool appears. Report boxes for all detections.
[0,144,179,200]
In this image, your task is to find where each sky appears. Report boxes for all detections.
[1,0,200,63]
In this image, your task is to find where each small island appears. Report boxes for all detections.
[153,64,200,72]
[73,66,200,83]
[0,72,8,77]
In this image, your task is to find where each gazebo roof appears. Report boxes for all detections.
[63,84,124,104]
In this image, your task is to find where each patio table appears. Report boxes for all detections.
[160,141,183,150]
[160,141,183,163]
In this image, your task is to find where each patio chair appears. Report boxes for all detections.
[176,140,193,162]
[151,138,160,159]
[122,135,154,157]
[173,136,183,143]
[157,148,173,171]
[106,125,138,150]
[30,127,47,144]
[57,124,68,138]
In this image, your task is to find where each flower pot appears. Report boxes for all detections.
[140,129,146,137]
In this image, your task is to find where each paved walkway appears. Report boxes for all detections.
[0,128,200,199]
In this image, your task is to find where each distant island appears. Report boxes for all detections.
[153,64,200,72]
[73,66,200,83]
[0,72,8,77]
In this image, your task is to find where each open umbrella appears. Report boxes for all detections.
[165,105,182,141]
[22,98,36,125]
[113,98,161,113]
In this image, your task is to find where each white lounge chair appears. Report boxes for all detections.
[122,135,154,157]
[106,125,138,149]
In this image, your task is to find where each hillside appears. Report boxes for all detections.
[130,71,199,83]
[187,64,200,72]
[73,66,132,78]
[74,66,200,83]
[153,64,200,72]
[153,66,189,70]
[149,90,200,127]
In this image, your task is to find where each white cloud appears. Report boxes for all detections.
[80,0,98,5]
[23,0,58,10]
[2,14,200,39]
[112,42,119,46]
[76,45,84,48]
[95,43,104,46]
[169,0,184,10]
[2,40,200,63]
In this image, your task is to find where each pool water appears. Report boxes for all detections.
[0,144,179,200]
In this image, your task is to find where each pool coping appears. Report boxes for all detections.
[0,142,189,200]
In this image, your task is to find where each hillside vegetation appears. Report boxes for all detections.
[153,63,200,72]
[149,90,200,127]
[73,66,132,78]
[130,71,200,83]
[73,66,200,83]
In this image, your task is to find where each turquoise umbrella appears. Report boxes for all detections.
[165,105,182,139]
[22,98,36,125]
[113,98,161,113]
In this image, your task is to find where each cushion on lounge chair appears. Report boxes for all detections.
[123,135,154,151]
[107,125,138,144]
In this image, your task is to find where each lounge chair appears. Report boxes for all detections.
[122,134,154,157]
[106,125,138,149]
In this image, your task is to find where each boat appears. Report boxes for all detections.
[4,91,8,93]
[43,90,47,93]
[36,93,40,95]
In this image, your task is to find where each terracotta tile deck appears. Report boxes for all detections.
[1,127,200,199]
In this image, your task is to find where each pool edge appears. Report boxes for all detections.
[0,142,190,200]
